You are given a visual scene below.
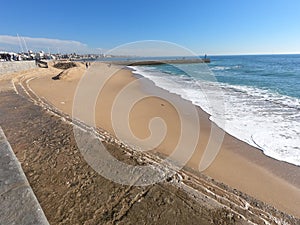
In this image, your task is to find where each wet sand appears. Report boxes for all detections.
[3,61,300,221]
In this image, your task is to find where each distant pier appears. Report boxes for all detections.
[105,58,210,66]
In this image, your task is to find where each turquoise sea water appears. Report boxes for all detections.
[211,55,300,99]
[130,55,300,166]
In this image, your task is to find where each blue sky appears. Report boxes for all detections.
[1,0,300,55]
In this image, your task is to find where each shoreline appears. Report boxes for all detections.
[133,67,300,185]
[133,67,300,178]
[131,64,300,168]
[7,61,300,218]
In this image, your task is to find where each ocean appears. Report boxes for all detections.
[129,54,300,166]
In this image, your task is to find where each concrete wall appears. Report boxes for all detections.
[0,61,37,76]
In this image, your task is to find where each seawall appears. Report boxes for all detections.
[0,61,37,76]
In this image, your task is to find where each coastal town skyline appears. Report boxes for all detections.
[1,0,300,55]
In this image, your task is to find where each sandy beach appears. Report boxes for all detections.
[15,61,298,218]
[2,1,300,224]
[1,61,299,223]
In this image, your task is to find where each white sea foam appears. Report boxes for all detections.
[210,65,241,71]
[129,65,300,166]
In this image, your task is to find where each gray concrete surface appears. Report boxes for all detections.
[0,127,49,225]
[0,61,36,76]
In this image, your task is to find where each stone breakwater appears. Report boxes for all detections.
[0,61,37,76]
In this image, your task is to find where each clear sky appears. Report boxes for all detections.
[1,0,300,55]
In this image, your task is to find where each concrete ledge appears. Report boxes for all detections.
[0,127,49,225]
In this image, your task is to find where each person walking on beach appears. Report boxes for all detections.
[86,62,88,69]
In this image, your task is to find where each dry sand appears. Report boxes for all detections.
[12,61,300,218]
[3,87,257,224]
